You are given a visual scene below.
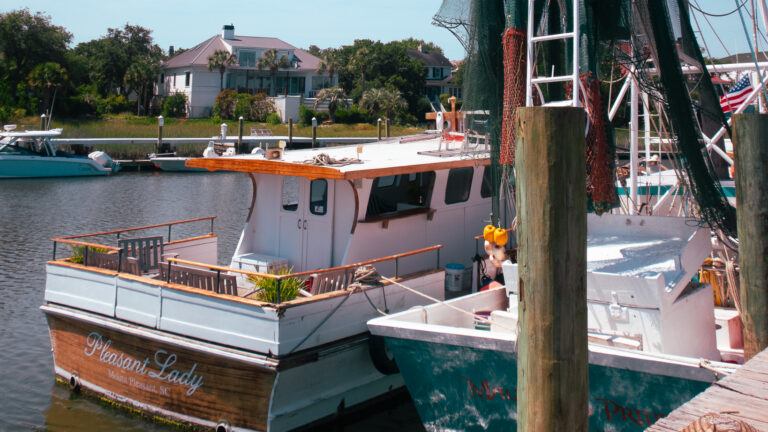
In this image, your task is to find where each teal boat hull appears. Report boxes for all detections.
[383,336,712,431]
[0,156,118,178]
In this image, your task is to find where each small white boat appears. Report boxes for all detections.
[0,126,119,178]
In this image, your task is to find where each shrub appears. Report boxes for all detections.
[315,111,330,123]
[213,89,237,119]
[248,268,304,303]
[265,112,281,125]
[97,94,131,115]
[334,105,366,124]
[161,93,188,117]
[0,107,26,125]
[216,91,274,121]
[299,104,315,126]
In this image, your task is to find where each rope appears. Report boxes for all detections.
[689,0,749,17]
[287,288,355,354]
[302,153,363,167]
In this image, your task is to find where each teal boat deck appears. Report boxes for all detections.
[647,348,768,431]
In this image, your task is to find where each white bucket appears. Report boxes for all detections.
[445,263,465,292]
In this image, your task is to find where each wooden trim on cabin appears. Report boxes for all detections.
[346,180,359,235]
[186,158,345,180]
[359,207,435,228]
[185,156,490,180]
[46,314,274,430]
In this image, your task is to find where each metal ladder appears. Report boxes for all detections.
[525,0,581,107]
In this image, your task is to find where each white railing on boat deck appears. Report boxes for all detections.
[50,216,216,272]
[162,244,443,304]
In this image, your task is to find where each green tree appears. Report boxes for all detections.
[313,87,348,122]
[207,49,237,91]
[124,56,160,115]
[0,9,71,108]
[27,62,68,114]
[257,49,291,96]
[361,87,408,123]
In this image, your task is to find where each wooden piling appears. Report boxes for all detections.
[377,118,382,141]
[733,113,768,360]
[385,118,390,138]
[288,118,293,147]
[516,107,588,431]
[238,116,244,154]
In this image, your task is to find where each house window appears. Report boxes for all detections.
[445,167,473,204]
[239,51,257,67]
[185,71,191,87]
[159,73,165,84]
[309,179,328,215]
[365,172,435,219]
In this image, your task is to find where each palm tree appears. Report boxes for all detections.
[313,87,349,122]
[360,88,407,122]
[208,49,237,91]
[27,62,68,116]
[348,46,371,94]
[124,57,160,115]
[257,49,291,96]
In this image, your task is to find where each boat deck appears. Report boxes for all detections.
[646,348,768,431]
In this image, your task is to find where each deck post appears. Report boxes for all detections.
[238,116,244,154]
[516,107,588,431]
[733,113,768,360]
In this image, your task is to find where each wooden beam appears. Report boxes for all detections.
[516,107,588,431]
[733,113,768,360]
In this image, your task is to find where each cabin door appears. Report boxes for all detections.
[278,177,334,272]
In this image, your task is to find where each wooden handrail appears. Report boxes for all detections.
[58,216,216,239]
[51,238,121,252]
[166,244,444,281]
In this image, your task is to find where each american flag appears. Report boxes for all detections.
[720,75,753,113]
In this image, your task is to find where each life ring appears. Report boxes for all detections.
[368,335,399,375]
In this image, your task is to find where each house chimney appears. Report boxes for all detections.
[222,24,235,40]
[169,45,175,57]
[418,43,426,53]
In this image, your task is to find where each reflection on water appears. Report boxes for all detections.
[0,172,422,432]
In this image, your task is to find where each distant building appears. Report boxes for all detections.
[156,25,335,118]
[406,45,462,104]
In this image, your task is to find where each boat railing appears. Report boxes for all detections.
[55,215,215,244]
[163,244,444,304]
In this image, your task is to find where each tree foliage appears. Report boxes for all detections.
[257,48,292,96]
[313,87,348,122]
[213,89,274,122]
[207,49,237,91]
[360,87,408,122]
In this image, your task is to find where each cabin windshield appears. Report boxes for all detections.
[365,172,435,219]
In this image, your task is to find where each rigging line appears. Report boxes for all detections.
[691,0,735,57]
[689,0,749,17]
[735,0,768,102]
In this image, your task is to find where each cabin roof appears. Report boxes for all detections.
[186,136,490,179]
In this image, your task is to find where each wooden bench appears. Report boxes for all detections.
[87,251,141,275]
[158,263,238,296]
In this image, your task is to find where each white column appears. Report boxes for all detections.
[630,71,639,213]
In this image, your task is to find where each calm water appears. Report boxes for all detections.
[0,172,421,431]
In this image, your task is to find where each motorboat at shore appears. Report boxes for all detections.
[41,133,497,431]
[0,126,119,178]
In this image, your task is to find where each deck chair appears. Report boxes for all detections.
[158,263,238,296]
[309,268,356,295]
[87,251,141,275]
[118,236,163,273]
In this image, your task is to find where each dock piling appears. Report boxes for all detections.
[516,107,588,431]
[385,118,390,138]
[156,116,164,154]
[238,116,244,154]
[312,117,317,148]
[288,118,293,147]
[378,118,382,140]
[733,113,768,360]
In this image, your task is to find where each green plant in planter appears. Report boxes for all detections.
[68,244,110,264]
[248,267,304,303]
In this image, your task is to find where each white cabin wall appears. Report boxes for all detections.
[234,173,282,258]
[332,180,356,266]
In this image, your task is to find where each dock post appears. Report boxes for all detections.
[733,114,768,360]
[156,116,164,154]
[238,116,244,154]
[288,118,293,147]
[386,118,390,138]
[312,117,317,148]
[378,118,382,140]
[40,114,47,131]
[516,107,588,431]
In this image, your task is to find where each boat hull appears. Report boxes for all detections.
[0,156,116,178]
[150,157,209,172]
[382,335,711,432]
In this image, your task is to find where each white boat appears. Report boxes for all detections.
[42,134,497,431]
[0,126,119,178]
[367,214,742,431]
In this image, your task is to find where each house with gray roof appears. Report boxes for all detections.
[406,45,462,104]
[157,25,334,118]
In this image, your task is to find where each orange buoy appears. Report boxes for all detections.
[484,225,496,242]
[494,227,508,247]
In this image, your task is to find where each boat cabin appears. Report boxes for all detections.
[0,128,62,157]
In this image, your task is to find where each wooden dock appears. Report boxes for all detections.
[647,348,768,431]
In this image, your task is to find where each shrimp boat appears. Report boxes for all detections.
[41,134,494,431]
[367,213,742,431]
[0,126,119,178]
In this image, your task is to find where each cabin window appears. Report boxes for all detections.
[309,179,328,215]
[365,172,435,219]
[445,167,473,204]
[282,176,299,211]
[481,166,493,198]
[185,72,191,87]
